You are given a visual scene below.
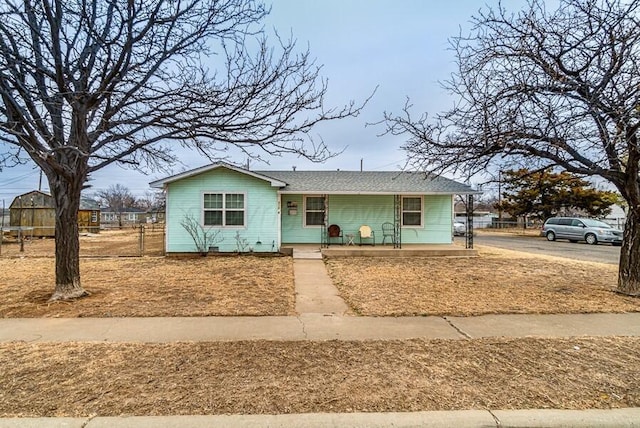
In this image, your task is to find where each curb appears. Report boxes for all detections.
[1,409,639,428]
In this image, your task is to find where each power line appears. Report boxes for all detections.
[0,169,39,186]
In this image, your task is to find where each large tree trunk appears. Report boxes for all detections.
[617,210,640,296]
[48,175,90,302]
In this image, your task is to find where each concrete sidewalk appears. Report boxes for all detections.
[2,312,640,343]
[2,408,640,427]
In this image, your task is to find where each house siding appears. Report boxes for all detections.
[166,168,280,253]
[281,194,453,244]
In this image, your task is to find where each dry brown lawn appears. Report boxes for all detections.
[0,256,295,317]
[325,246,640,316]
[1,337,639,417]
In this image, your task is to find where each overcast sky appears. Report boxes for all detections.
[0,0,530,201]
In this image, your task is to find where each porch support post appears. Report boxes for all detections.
[321,194,328,248]
[465,194,474,249]
[394,194,402,249]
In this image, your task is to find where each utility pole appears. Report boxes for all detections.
[0,199,4,256]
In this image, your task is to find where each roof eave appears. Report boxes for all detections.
[149,162,287,188]
[277,190,481,195]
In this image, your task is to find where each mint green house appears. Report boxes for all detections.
[150,162,477,254]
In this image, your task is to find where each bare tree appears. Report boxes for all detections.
[135,190,165,212]
[135,189,165,223]
[0,0,365,301]
[383,0,640,295]
[95,184,136,228]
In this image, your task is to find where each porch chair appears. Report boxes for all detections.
[358,225,375,246]
[381,222,395,245]
[327,224,344,246]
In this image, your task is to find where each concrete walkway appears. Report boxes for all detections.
[3,254,640,427]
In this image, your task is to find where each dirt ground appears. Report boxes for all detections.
[0,256,295,317]
[325,246,640,316]
[1,337,638,417]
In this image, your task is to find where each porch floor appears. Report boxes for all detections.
[282,243,478,258]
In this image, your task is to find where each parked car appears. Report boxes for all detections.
[453,221,466,236]
[540,217,623,246]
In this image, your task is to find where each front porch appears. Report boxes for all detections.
[283,243,478,258]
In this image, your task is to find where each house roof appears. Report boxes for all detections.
[256,170,477,195]
[101,207,145,214]
[149,163,479,195]
[80,197,100,210]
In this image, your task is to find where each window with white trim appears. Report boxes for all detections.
[204,193,245,227]
[402,196,423,226]
[304,196,325,226]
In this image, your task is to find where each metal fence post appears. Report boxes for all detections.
[139,224,145,256]
[466,194,474,249]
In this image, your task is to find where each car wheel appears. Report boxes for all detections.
[546,231,556,241]
[585,233,598,245]
[613,242,622,247]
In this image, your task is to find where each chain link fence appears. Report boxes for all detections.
[482,219,542,236]
[0,224,165,257]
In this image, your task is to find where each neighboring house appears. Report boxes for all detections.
[100,207,146,227]
[8,190,100,237]
[603,204,626,230]
[150,162,478,254]
[454,211,497,229]
[145,206,166,224]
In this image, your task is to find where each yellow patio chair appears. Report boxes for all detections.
[358,225,375,246]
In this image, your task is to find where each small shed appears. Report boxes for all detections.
[9,191,100,237]
[78,197,101,233]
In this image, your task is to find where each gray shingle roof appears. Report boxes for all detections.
[255,170,477,195]
[149,162,478,195]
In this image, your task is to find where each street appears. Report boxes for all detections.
[467,233,621,265]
